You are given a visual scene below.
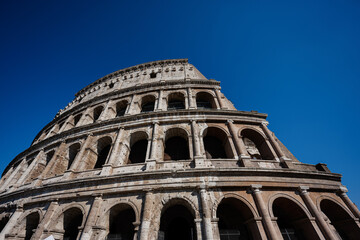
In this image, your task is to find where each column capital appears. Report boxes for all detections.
[152,121,160,125]
[261,121,269,126]
[226,119,234,124]
[338,186,348,194]
[250,184,262,193]
[298,186,310,195]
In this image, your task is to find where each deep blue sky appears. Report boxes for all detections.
[1,1,359,205]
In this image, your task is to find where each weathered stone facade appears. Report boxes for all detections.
[0,59,359,240]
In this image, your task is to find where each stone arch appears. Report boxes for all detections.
[48,203,86,240]
[161,196,200,219]
[128,131,149,164]
[196,91,216,109]
[140,94,156,113]
[215,194,259,240]
[68,142,81,170]
[270,194,321,240]
[316,195,355,218]
[202,126,234,159]
[213,193,259,219]
[240,127,275,160]
[166,91,186,110]
[8,209,43,240]
[94,136,113,169]
[160,196,199,240]
[115,99,128,117]
[93,105,105,122]
[163,127,190,161]
[99,199,140,224]
[319,196,360,240]
[268,193,312,219]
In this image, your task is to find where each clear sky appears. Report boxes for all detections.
[1,1,359,205]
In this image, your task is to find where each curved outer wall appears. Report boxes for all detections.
[0,59,359,240]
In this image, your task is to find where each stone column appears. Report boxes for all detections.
[215,89,226,109]
[298,186,337,240]
[59,115,74,133]
[250,185,279,240]
[338,186,360,219]
[0,159,27,191]
[64,135,94,178]
[188,87,195,109]
[0,205,23,239]
[17,150,44,186]
[191,120,208,168]
[32,201,59,240]
[139,190,153,240]
[101,128,125,176]
[125,95,134,115]
[199,187,215,240]
[156,90,163,111]
[39,141,67,179]
[194,218,203,240]
[99,100,113,121]
[261,122,294,168]
[80,195,103,240]
[146,122,158,170]
[226,120,252,167]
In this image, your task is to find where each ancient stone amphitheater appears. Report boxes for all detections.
[0,59,359,240]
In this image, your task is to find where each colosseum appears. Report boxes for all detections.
[0,59,359,240]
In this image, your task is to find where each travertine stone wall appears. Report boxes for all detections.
[0,59,359,240]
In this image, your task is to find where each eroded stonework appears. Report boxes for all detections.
[0,59,359,240]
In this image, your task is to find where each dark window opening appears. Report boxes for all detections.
[108,205,135,240]
[116,101,127,117]
[46,151,55,165]
[109,82,114,88]
[63,208,83,240]
[204,136,227,159]
[58,120,65,130]
[25,212,40,240]
[129,139,147,164]
[95,144,111,169]
[168,100,185,110]
[93,106,104,122]
[0,215,10,232]
[242,129,274,160]
[196,92,214,109]
[320,199,360,240]
[273,197,318,240]
[74,114,82,126]
[68,143,81,170]
[164,137,189,161]
[150,72,157,78]
[160,205,196,240]
[141,102,155,113]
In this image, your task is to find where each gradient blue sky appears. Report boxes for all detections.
[1,1,359,204]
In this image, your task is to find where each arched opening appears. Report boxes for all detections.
[217,198,255,240]
[159,204,197,240]
[196,92,215,109]
[116,100,128,117]
[141,95,155,113]
[107,204,136,240]
[203,127,233,159]
[63,208,83,240]
[94,137,112,169]
[167,92,185,110]
[241,129,274,160]
[0,213,10,232]
[320,199,360,240]
[46,150,55,165]
[74,114,82,127]
[93,106,104,122]
[25,212,40,240]
[150,72,157,78]
[68,143,81,170]
[273,197,320,240]
[164,128,189,161]
[128,132,148,164]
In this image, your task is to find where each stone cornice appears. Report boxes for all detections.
[0,167,342,207]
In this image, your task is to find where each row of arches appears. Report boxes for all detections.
[37,91,221,143]
[2,195,358,240]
